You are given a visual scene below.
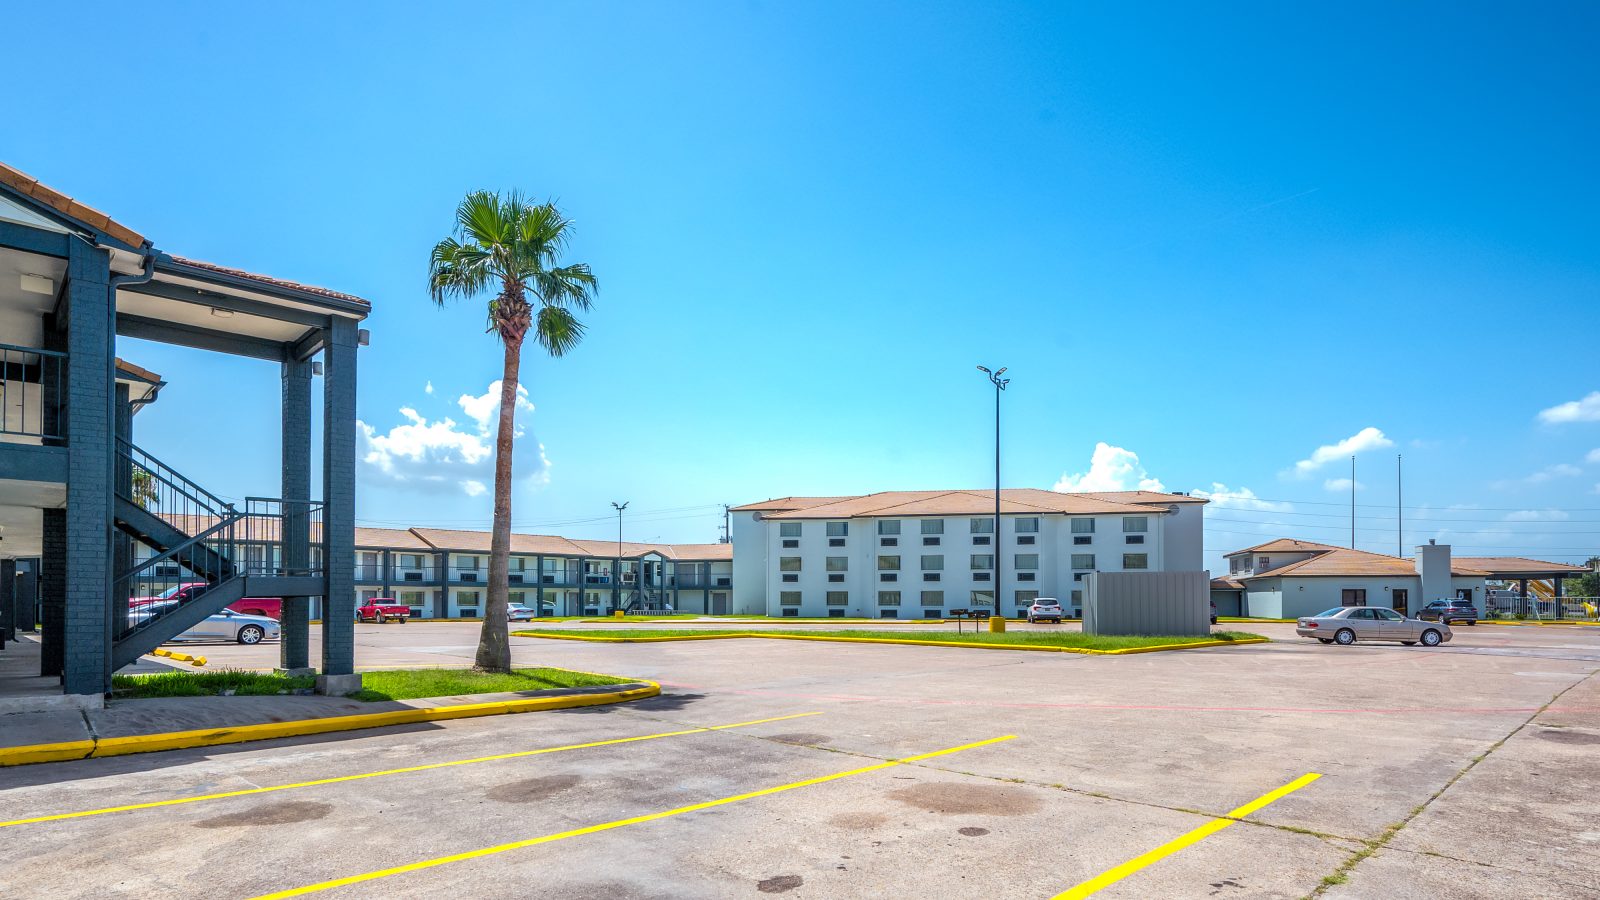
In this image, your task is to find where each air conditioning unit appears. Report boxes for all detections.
[402,571,424,582]
[782,539,799,548]
[459,572,478,582]
[973,536,990,545]
[509,574,524,584]
[881,537,898,547]
[828,538,845,547]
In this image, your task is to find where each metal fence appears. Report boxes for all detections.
[0,342,65,441]
[1486,594,1599,621]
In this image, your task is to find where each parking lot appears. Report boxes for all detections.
[3,621,1598,898]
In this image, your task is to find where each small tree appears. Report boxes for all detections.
[428,192,596,672]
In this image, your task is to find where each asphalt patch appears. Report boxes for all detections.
[829,811,889,830]
[757,875,804,894]
[957,826,990,837]
[767,733,831,746]
[887,782,1043,816]
[194,800,332,828]
[1536,728,1600,745]
[486,773,584,803]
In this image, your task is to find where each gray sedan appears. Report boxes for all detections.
[1296,607,1452,647]
[129,605,281,645]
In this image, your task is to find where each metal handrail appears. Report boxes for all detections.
[0,342,66,440]
[118,438,236,515]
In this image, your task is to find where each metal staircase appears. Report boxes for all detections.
[110,440,324,670]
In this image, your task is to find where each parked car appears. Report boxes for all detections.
[128,583,283,620]
[127,607,280,645]
[357,598,411,624]
[1296,607,1451,647]
[508,605,538,622]
[1026,597,1064,624]
[1418,599,1478,626]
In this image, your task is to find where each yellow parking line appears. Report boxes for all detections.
[1053,772,1322,899]
[252,734,1018,899]
[0,712,821,829]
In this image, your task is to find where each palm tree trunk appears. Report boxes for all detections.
[475,337,523,672]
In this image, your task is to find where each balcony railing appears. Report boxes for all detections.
[0,343,65,441]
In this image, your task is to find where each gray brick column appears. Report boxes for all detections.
[63,241,113,696]
[112,383,133,633]
[280,355,314,672]
[0,558,14,647]
[319,318,358,682]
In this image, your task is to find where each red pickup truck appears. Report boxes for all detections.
[357,598,411,624]
[129,583,283,620]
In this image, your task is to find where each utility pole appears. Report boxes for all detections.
[977,365,1010,617]
[611,501,628,612]
[1350,456,1356,549]
[1397,454,1403,557]
[720,504,731,544]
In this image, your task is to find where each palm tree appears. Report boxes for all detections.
[428,191,597,672]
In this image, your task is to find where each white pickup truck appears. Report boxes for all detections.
[1026,597,1065,624]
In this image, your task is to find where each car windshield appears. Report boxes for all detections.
[1313,608,1345,618]
[156,584,193,600]
[1450,600,1474,607]
[1035,600,1059,606]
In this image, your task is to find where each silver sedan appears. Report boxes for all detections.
[129,605,281,645]
[1296,606,1452,647]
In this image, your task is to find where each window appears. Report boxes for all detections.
[782,608,799,617]
[921,555,943,571]
[1231,556,1248,574]
[1124,534,1145,544]
[1071,553,1095,570]
[972,535,991,546]
[779,557,801,572]
[1122,517,1148,533]
[780,591,802,606]
[1017,535,1036,545]
[879,609,898,619]
[923,609,942,618]
[969,518,994,534]
[1015,590,1038,607]
[1374,608,1403,621]
[971,590,995,607]
[1258,556,1271,571]
[1070,589,1083,605]
[828,609,846,618]
[922,536,942,546]
[1014,553,1039,570]
[1015,517,1039,534]
[1341,589,1367,607]
[920,590,944,605]
[826,591,849,606]
[509,557,525,572]
[970,554,994,570]
[1123,553,1148,570]
[826,522,848,537]
[779,522,802,538]
[400,553,425,569]
[1071,518,1095,534]
[921,519,944,535]
[878,555,900,570]
[878,590,901,606]
[878,520,901,535]
[826,556,848,572]
[880,536,898,547]
[457,555,481,570]
[1073,535,1092,545]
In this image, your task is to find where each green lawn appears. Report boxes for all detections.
[111,667,632,701]
[516,628,1263,651]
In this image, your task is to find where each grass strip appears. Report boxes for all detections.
[111,667,631,701]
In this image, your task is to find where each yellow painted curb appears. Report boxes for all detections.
[512,631,1269,656]
[1487,620,1600,628]
[150,648,208,667]
[0,681,658,767]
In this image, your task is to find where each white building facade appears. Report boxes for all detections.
[731,489,1207,618]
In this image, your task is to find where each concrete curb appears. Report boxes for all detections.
[512,630,1268,656]
[0,680,658,768]
[1485,620,1600,628]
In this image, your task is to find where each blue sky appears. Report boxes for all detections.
[6,1,1599,568]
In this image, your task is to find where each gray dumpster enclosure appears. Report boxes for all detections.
[1083,571,1211,636]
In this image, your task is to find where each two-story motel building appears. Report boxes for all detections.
[730,488,1207,618]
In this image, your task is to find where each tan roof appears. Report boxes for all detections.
[748,488,1196,520]
[1224,538,1344,558]
[1072,490,1209,505]
[1451,557,1592,576]
[730,496,859,513]
[165,255,370,308]
[408,528,728,561]
[0,161,145,247]
[1210,576,1246,590]
[114,358,163,385]
[1248,546,1489,579]
[355,526,431,550]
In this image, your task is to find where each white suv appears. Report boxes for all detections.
[1027,598,1064,624]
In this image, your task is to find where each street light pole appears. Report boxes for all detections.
[977,365,1009,618]
[611,501,629,612]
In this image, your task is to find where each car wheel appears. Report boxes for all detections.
[1211,616,1218,625]
[1318,638,1334,644]
[1421,629,1442,647]
[1334,628,1357,645]
[397,618,408,624]
[238,625,265,645]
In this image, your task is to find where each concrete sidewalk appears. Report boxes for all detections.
[0,681,655,760]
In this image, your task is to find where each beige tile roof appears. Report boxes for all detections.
[746,488,1198,520]
[0,161,146,247]
[165,255,370,307]
[355,527,431,550]
[1073,490,1210,505]
[1210,576,1246,590]
[1246,546,1490,579]
[1450,557,1592,576]
[1223,538,1345,558]
[408,528,729,561]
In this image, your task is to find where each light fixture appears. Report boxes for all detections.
[211,307,235,318]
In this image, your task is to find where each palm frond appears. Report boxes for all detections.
[531,263,597,311]
[533,305,586,357]
[428,238,494,304]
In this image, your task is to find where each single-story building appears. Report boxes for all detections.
[1210,538,1489,619]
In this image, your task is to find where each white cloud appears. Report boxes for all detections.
[1587,448,1600,464]
[1053,443,1165,493]
[357,380,548,497]
[1290,427,1394,477]
[1537,391,1600,424]
[1490,463,1583,490]
[1190,483,1292,512]
[1323,478,1364,492]
[1504,509,1570,522]
[424,381,434,395]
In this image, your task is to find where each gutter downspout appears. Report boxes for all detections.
[102,245,156,694]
